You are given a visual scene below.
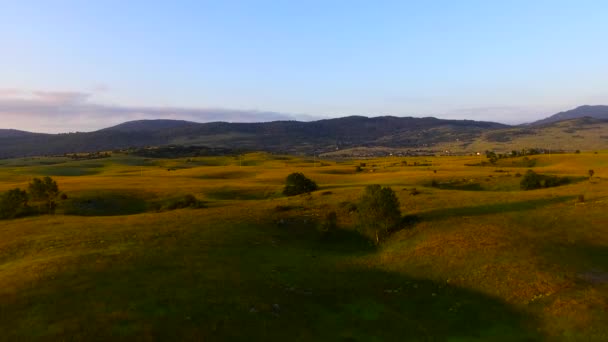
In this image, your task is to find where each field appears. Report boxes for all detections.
[1,152,607,340]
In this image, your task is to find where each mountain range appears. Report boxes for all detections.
[1,106,607,158]
[530,105,608,125]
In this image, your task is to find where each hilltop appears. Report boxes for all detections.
[101,119,199,132]
[531,105,608,125]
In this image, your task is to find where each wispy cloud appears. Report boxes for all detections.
[0,89,310,133]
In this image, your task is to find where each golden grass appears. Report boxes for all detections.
[1,151,607,339]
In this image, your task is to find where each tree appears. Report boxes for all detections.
[283,172,318,196]
[485,151,498,164]
[520,170,541,190]
[0,188,29,219]
[358,185,401,244]
[589,169,595,178]
[28,176,60,213]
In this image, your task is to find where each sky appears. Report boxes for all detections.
[1,0,607,133]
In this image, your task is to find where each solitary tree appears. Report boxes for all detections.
[485,151,498,164]
[0,188,29,219]
[589,169,595,178]
[283,172,318,196]
[28,176,60,213]
[358,184,401,244]
[520,170,541,190]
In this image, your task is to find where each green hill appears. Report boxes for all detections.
[1,152,607,340]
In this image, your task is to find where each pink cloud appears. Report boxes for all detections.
[0,88,308,133]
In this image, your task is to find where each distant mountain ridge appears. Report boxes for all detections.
[0,129,42,138]
[1,106,607,158]
[531,105,608,125]
[0,116,507,158]
[102,119,199,132]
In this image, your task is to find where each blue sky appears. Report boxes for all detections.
[1,1,607,132]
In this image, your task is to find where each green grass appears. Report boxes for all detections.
[1,152,607,340]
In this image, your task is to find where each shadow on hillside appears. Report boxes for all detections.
[270,212,376,255]
[540,241,608,285]
[418,196,575,221]
[36,163,103,176]
[0,221,544,341]
[61,191,149,216]
[0,252,543,341]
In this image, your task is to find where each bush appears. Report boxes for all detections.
[165,194,205,210]
[358,185,401,244]
[283,172,318,196]
[520,170,570,190]
[339,201,358,213]
[318,211,338,237]
[275,205,298,212]
[0,188,29,219]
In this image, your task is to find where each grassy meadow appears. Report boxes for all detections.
[1,151,608,340]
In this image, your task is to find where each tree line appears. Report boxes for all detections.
[0,177,62,219]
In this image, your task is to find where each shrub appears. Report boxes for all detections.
[283,172,318,196]
[318,211,338,237]
[339,201,358,213]
[165,194,205,210]
[0,188,29,219]
[275,205,297,212]
[520,170,570,190]
[358,185,401,244]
